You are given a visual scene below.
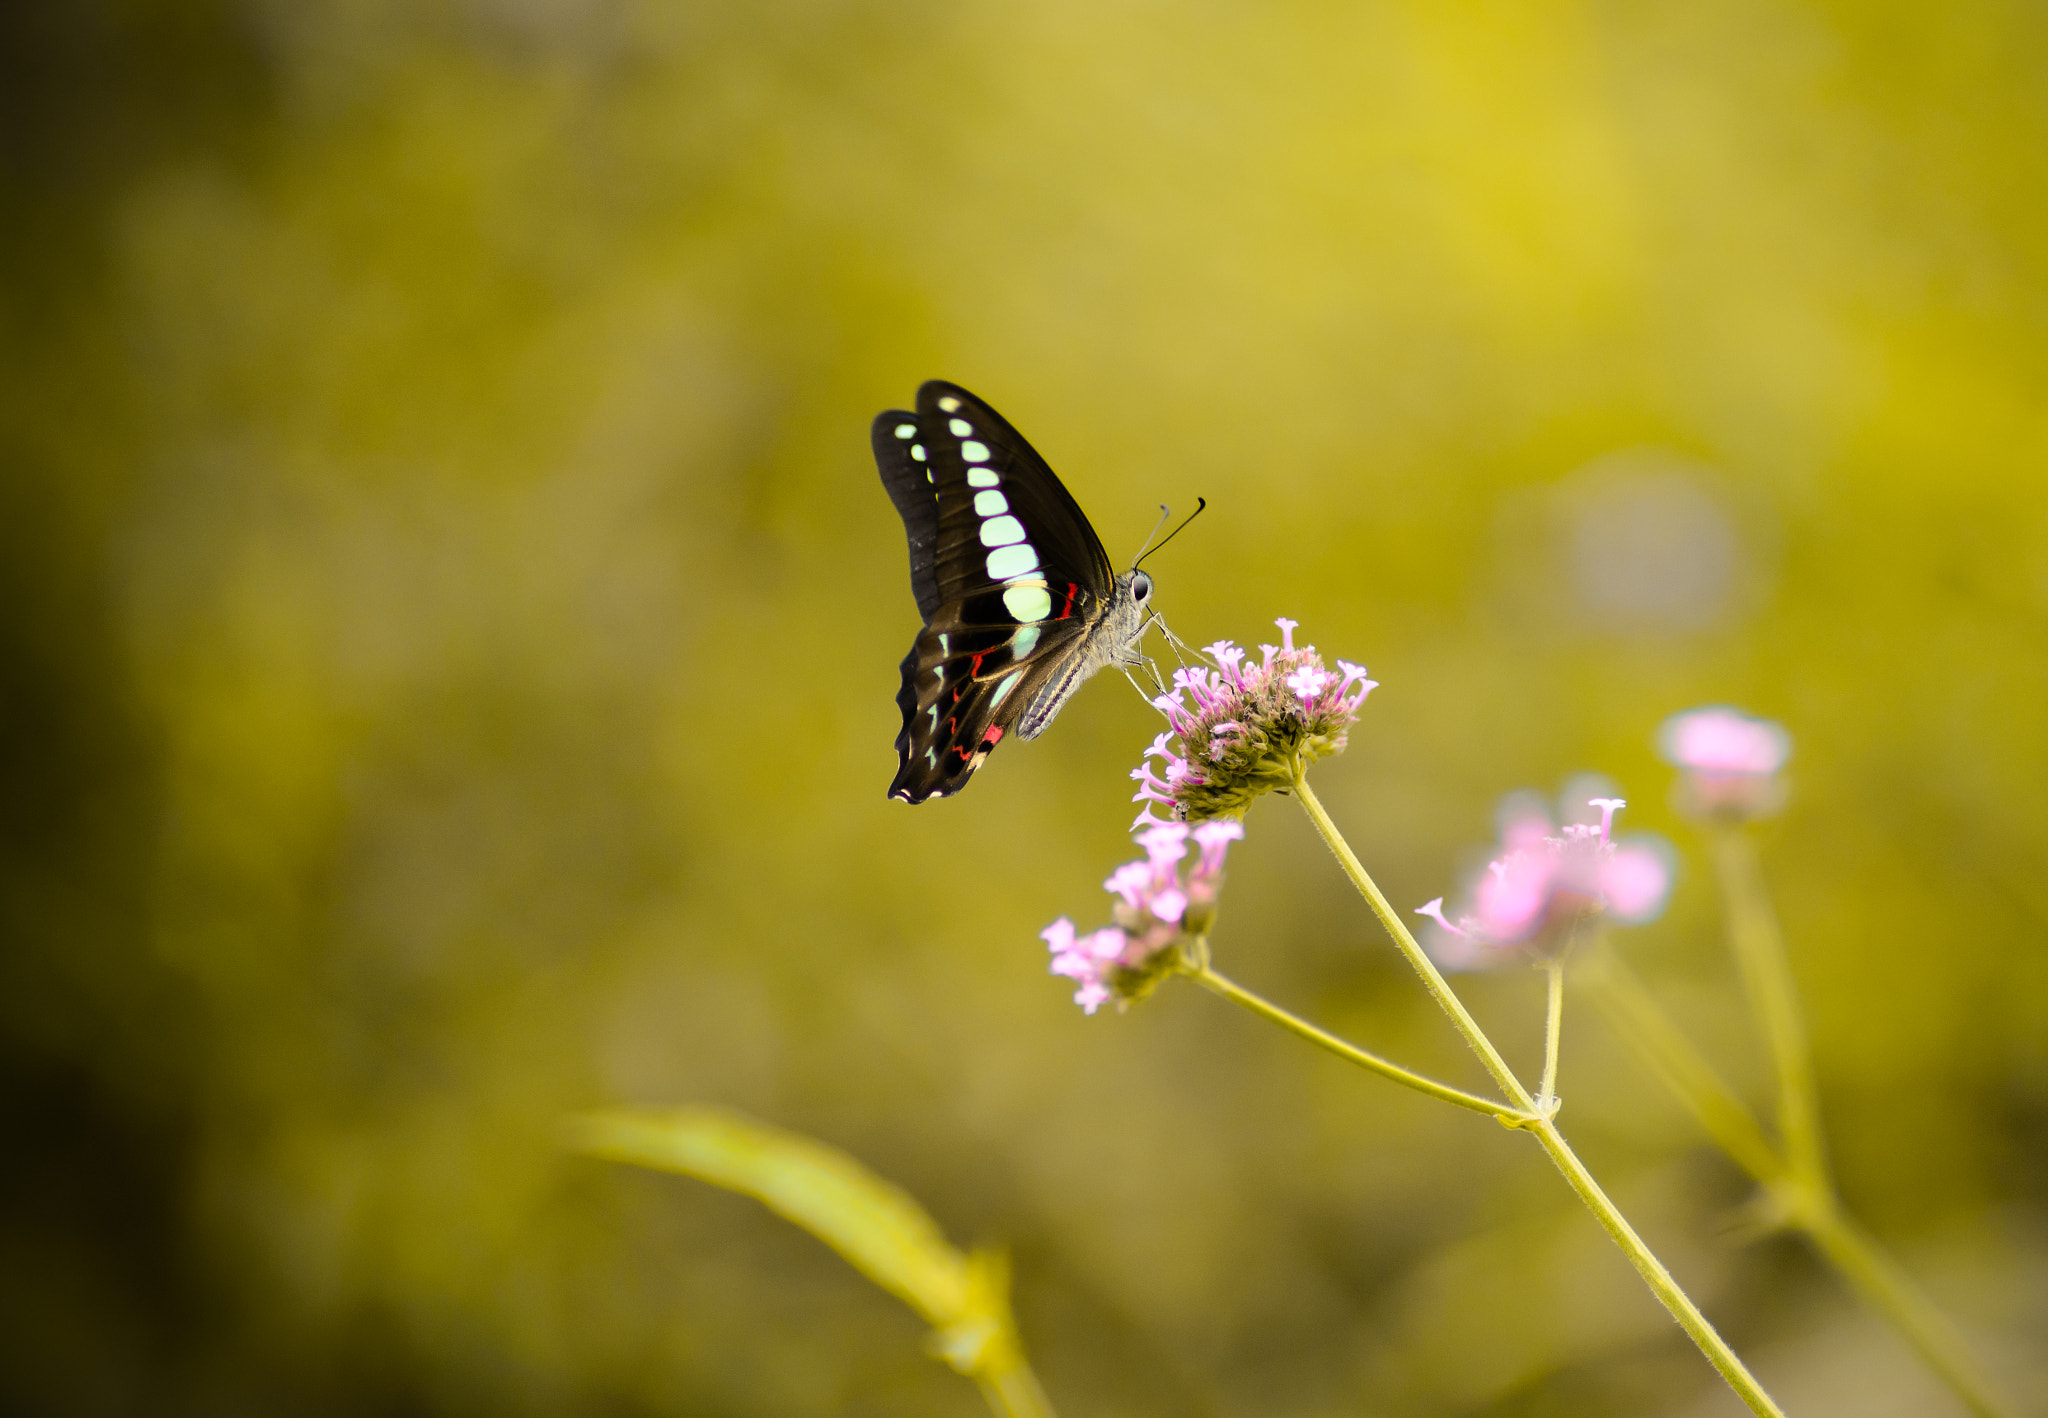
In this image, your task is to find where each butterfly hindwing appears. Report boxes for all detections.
[874,382,1125,803]
[888,596,1092,801]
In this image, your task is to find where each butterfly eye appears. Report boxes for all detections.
[1132,572,1153,602]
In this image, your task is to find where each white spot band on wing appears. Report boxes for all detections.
[1003,583,1053,622]
[978,516,1027,548]
[986,544,1040,579]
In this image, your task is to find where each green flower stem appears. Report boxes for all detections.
[1519,1113,1786,1414]
[978,1360,1056,1418]
[1287,770,1532,1107]
[1289,769,1786,1418]
[1578,941,2015,1418]
[1711,829,1830,1193]
[1577,943,1783,1185]
[1180,959,1535,1124]
[1802,1207,2013,1418]
[1539,959,1565,1108]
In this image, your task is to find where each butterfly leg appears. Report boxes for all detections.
[1154,616,1203,665]
[1121,630,1172,699]
[1135,612,1182,678]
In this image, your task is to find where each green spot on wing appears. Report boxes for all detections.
[1004,584,1053,623]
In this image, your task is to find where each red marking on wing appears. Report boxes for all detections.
[981,725,1005,747]
[954,744,975,761]
[1056,583,1079,621]
[968,650,987,676]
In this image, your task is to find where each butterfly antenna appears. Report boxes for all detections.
[1129,504,1174,568]
[1134,497,1206,569]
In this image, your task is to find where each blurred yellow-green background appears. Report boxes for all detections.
[4,2,2046,1414]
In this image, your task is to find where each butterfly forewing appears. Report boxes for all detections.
[871,411,942,620]
[872,381,1125,803]
[914,382,1115,611]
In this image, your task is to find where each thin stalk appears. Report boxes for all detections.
[1182,960,1534,1124]
[1290,767,1785,1418]
[978,1361,1056,1418]
[1577,943,1783,1186]
[1539,959,1565,1109]
[1581,947,2015,1417]
[1523,1115,1783,1416]
[1711,829,1829,1192]
[1803,1209,2013,1418]
[1710,831,2012,1417]
[1289,767,1534,1109]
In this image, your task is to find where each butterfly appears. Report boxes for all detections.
[872,381,1157,803]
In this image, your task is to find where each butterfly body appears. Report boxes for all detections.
[873,381,1153,803]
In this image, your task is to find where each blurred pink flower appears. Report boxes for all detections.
[1041,920,1127,1015]
[1416,793,1674,968]
[1658,706,1791,819]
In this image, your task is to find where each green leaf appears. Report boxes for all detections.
[564,1106,995,1358]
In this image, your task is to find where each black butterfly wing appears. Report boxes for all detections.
[913,381,1115,610]
[871,408,942,620]
[885,607,1092,802]
[872,381,1119,802]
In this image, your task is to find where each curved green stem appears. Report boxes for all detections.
[1180,958,1534,1124]
[1289,767,1785,1418]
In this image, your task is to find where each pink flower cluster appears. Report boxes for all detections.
[1658,706,1792,820]
[1132,617,1376,823]
[1041,820,1245,1014]
[1416,795,1673,969]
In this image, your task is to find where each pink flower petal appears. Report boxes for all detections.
[1601,842,1673,921]
[1104,861,1152,909]
[1659,707,1791,777]
[1474,850,1554,941]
